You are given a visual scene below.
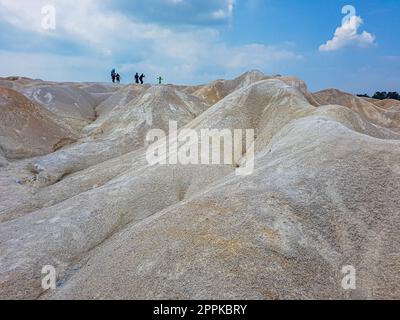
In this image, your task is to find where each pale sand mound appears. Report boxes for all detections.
[312,89,400,133]
[2,80,398,223]
[193,71,319,107]
[363,98,400,114]
[0,76,35,88]
[0,76,399,300]
[20,84,98,131]
[74,82,122,106]
[0,154,7,167]
[0,77,119,131]
[50,125,400,299]
[94,84,150,117]
[0,87,77,160]
[192,70,269,105]
[27,85,210,187]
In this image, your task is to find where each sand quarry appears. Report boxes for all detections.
[0,71,399,299]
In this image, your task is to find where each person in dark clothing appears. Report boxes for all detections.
[116,73,121,83]
[111,69,116,83]
[134,73,139,84]
[139,73,145,84]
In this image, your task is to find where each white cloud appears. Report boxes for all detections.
[0,49,108,81]
[319,15,376,52]
[0,0,299,83]
[104,0,235,26]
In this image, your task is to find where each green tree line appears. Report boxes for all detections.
[357,91,400,100]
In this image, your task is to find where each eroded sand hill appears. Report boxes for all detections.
[0,77,120,131]
[0,72,399,300]
[0,87,77,159]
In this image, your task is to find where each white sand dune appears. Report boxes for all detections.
[0,87,77,160]
[0,72,399,300]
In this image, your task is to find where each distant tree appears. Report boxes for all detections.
[386,92,400,100]
[372,91,400,100]
[357,94,370,98]
[372,91,388,100]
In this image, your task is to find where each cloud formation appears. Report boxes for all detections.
[104,0,235,26]
[0,0,300,83]
[319,15,376,52]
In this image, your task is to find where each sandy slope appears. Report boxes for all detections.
[312,89,400,133]
[27,85,210,187]
[0,77,120,131]
[0,72,399,300]
[0,87,77,159]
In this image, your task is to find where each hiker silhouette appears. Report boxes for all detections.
[111,69,116,83]
[134,73,139,84]
[116,73,121,83]
[139,73,145,84]
[157,76,164,85]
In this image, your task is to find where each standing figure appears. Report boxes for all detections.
[111,69,116,83]
[116,73,121,83]
[139,73,145,84]
[134,73,139,84]
[157,76,164,85]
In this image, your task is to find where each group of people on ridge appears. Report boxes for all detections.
[111,68,164,85]
[110,69,121,83]
[134,72,146,84]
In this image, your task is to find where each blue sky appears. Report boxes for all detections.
[0,0,399,94]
